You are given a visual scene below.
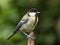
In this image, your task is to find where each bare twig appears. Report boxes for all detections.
[27,32,34,45]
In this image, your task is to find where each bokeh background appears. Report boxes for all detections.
[0,0,60,45]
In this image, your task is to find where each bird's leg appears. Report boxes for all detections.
[23,32,35,39]
[23,32,31,38]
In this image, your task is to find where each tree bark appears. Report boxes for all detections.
[27,32,34,45]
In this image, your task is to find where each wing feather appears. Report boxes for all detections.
[7,18,28,40]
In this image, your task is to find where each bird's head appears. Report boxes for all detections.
[27,8,40,17]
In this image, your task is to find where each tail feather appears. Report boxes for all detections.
[7,33,15,40]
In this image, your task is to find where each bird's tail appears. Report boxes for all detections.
[7,29,18,40]
[7,33,15,40]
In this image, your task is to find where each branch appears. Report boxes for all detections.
[27,32,34,45]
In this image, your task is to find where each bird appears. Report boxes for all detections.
[7,8,40,40]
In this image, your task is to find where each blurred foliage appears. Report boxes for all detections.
[0,0,60,45]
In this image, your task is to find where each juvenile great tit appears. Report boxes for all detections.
[7,8,40,40]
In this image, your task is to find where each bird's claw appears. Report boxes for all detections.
[27,35,35,40]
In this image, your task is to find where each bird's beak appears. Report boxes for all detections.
[37,12,40,14]
[36,12,40,15]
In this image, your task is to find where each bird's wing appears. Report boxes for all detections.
[16,18,28,31]
[7,18,28,40]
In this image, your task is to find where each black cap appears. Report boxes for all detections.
[28,8,39,12]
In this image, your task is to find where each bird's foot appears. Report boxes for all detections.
[27,35,35,40]
[23,32,35,40]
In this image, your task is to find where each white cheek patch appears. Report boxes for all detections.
[29,12,36,16]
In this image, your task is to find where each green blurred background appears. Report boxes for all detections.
[0,0,60,45]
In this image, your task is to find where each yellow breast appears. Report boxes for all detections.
[20,16,36,32]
